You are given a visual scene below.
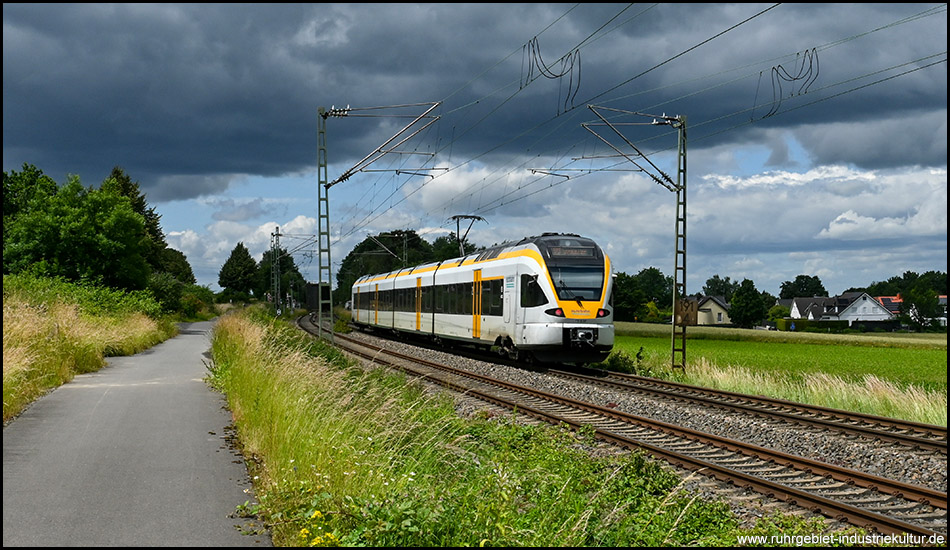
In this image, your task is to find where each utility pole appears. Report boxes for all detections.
[316,107,336,342]
[271,226,282,315]
[662,115,692,370]
[583,106,692,370]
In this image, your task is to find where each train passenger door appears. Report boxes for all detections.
[514,271,524,344]
[503,275,513,324]
[473,269,482,339]
[415,277,422,331]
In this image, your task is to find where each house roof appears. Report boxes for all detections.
[875,295,902,314]
[876,294,949,315]
[793,292,893,320]
[698,295,730,311]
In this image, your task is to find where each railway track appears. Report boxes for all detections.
[344,322,947,456]
[547,368,948,455]
[297,316,947,539]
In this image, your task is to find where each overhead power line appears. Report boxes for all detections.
[330,3,945,245]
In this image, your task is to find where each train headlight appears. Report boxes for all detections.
[597,308,610,317]
[545,307,565,317]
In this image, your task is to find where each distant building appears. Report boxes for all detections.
[774,298,794,311]
[789,292,894,326]
[695,295,731,326]
[876,294,949,327]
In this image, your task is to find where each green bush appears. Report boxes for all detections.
[597,347,659,377]
[147,272,183,313]
[4,272,163,317]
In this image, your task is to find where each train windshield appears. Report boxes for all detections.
[548,265,604,301]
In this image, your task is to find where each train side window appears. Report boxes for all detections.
[521,274,548,307]
[460,282,473,315]
[422,286,431,311]
[483,279,503,316]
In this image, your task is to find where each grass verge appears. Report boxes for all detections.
[209,308,869,546]
[2,274,177,422]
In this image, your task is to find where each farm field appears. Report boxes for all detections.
[610,322,947,426]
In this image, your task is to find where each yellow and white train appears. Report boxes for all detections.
[351,233,614,364]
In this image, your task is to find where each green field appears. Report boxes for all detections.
[609,322,947,425]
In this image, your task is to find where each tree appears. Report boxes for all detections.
[634,267,673,307]
[918,270,948,296]
[3,163,59,225]
[100,166,166,271]
[147,271,184,313]
[729,279,769,328]
[779,274,827,299]
[158,247,196,284]
[901,282,941,330]
[431,234,476,262]
[612,271,648,321]
[3,175,151,289]
[218,242,257,296]
[609,268,672,323]
[609,268,673,322]
[768,303,790,321]
[864,271,947,298]
[702,275,739,300]
[335,230,450,304]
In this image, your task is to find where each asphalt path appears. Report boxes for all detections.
[3,320,271,547]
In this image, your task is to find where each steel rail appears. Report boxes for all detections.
[548,368,948,453]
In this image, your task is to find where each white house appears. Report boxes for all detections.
[696,295,731,326]
[789,292,894,326]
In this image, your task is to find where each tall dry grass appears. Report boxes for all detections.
[674,358,947,426]
[3,281,175,422]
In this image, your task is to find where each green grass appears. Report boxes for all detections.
[615,336,947,391]
[616,321,947,349]
[210,308,869,546]
[608,322,947,426]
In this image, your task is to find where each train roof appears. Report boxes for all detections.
[352,232,604,285]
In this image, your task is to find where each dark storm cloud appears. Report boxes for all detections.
[3,3,946,202]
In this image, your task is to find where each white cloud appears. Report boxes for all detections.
[703,164,876,190]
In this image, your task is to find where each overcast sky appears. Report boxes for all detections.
[4,3,947,296]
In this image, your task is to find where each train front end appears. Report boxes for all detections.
[519,234,614,364]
